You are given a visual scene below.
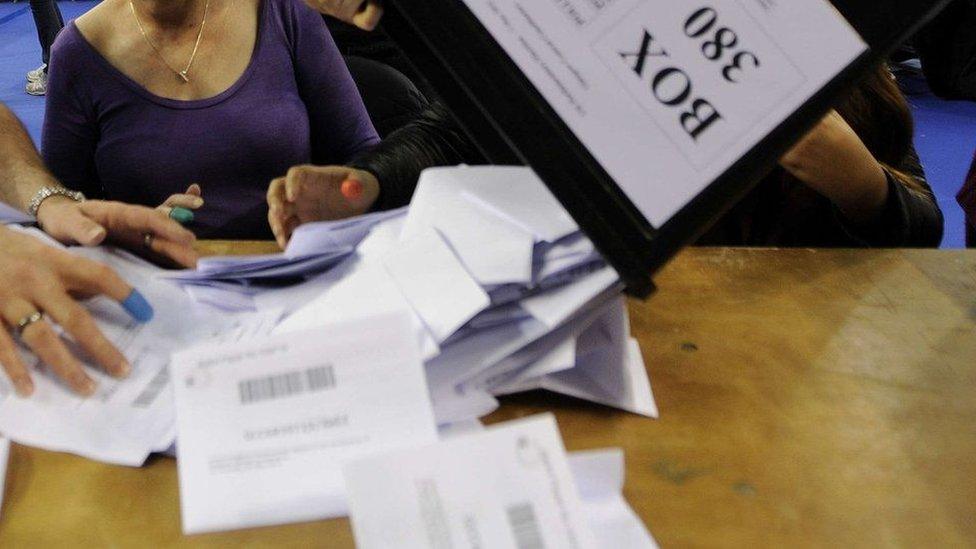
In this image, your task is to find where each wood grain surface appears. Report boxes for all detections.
[1,245,973,547]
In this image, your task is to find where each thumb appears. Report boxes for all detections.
[61,208,108,246]
[352,2,384,31]
[186,184,202,196]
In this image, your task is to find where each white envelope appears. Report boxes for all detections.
[173,312,438,534]
[344,413,598,549]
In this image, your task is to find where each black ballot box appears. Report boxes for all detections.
[380,0,951,296]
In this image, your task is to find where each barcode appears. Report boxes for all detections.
[507,503,545,549]
[133,367,170,408]
[238,365,336,405]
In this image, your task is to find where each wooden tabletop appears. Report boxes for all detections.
[2,245,974,547]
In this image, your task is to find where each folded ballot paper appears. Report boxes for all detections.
[166,208,407,311]
[0,200,33,225]
[0,437,8,517]
[273,166,658,426]
[344,414,657,549]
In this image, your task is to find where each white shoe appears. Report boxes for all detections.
[26,64,47,83]
[26,73,48,96]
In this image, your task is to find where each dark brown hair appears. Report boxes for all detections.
[836,65,926,192]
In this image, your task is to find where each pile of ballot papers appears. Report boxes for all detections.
[0,166,659,544]
[0,167,655,464]
[271,166,658,427]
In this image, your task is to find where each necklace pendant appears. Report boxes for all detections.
[179,71,190,83]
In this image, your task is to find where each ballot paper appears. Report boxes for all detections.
[401,166,577,244]
[569,449,658,549]
[0,201,33,225]
[0,243,217,465]
[0,229,280,465]
[172,312,438,534]
[384,227,491,343]
[274,258,441,361]
[493,297,658,418]
[344,414,598,549]
[0,437,8,517]
[167,208,406,289]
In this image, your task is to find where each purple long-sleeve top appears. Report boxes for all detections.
[42,0,380,239]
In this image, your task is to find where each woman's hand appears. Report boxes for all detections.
[304,0,384,30]
[157,184,203,225]
[267,165,380,249]
[0,226,154,397]
[779,110,890,224]
[37,197,199,268]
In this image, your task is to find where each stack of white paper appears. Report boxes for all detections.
[344,414,657,548]
[276,166,657,427]
[0,167,655,468]
[0,228,280,466]
[166,209,407,311]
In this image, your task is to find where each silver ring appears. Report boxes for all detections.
[16,311,43,336]
[143,232,155,250]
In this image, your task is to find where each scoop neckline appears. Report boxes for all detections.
[70,0,266,110]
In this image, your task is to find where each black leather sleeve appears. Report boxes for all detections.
[836,148,945,247]
[349,99,485,210]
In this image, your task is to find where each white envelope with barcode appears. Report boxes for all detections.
[171,311,438,534]
[344,413,600,549]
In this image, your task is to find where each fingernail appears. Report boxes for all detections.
[116,360,131,378]
[15,377,34,397]
[169,207,195,225]
[78,377,97,397]
[87,226,107,244]
[122,289,154,323]
[192,197,204,208]
[341,179,363,200]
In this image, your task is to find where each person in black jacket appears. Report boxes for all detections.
[914,0,976,102]
[267,1,943,249]
[959,152,976,247]
[698,67,943,247]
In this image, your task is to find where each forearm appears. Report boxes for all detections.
[827,159,890,226]
[835,148,944,247]
[0,104,60,212]
[350,100,483,210]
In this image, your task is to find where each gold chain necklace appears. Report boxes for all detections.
[129,0,211,83]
